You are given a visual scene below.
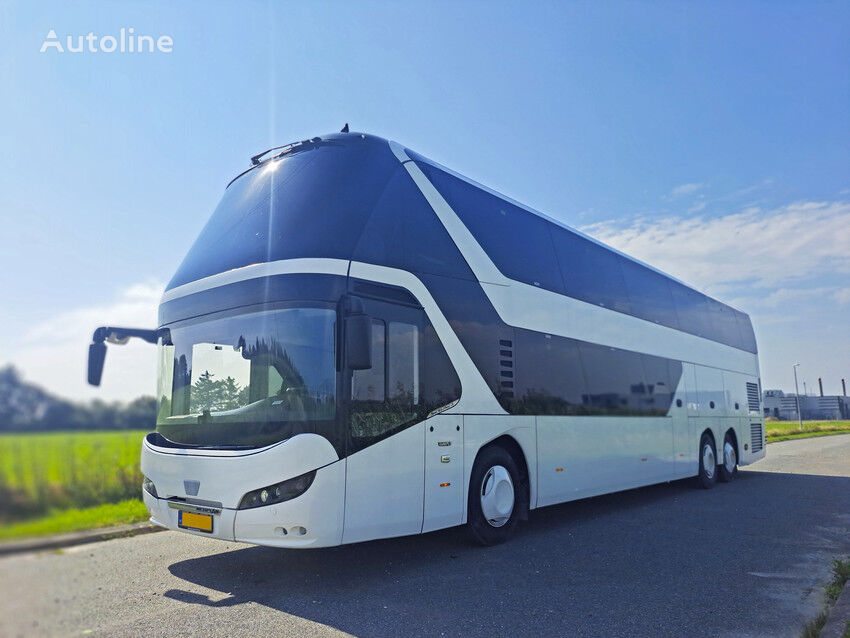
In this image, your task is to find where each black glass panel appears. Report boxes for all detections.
[353,166,474,280]
[620,259,680,329]
[505,330,588,415]
[414,160,565,293]
[169,136,399,290]
[670,282,713,340]
[735,310,757,353]
[639,354,674,416]
[550,226,632,314]
[578,342,649,415]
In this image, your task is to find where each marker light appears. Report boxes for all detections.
[142,476,158,498]
[238,471,316,510]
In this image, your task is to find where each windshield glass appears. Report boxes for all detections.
[156,306,337,448]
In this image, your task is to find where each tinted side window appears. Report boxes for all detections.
[349,298,461,453]
[620,260,680,329]
[735,310,757,353]
[352,320,385,402]
[388,322,419,404]
[421,323,462,412]
[551,226,631,314]
[578,342,648,415]
[714,302,742,350]
[670,282,713,340]
[640,354,674,415]
[505,330,588,415]
[350,317,418,444]
[415,161,564,293]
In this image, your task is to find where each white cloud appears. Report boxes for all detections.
[668,182,704,198]
[834,288,850,305]
[582,200,850,294]
[5,281,163,401]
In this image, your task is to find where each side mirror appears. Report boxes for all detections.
[345,314,373,371]
[88,342,107,386]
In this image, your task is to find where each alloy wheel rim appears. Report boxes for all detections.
[703,444,716,479]
[724,441,736,473]
[480,465,515,528]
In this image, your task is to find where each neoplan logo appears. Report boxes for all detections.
[40,28,173,54]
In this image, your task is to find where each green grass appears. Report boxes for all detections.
[766,420,850,443]
[801,558,850,638]
[0,499,149,541]
[0,430,148,523]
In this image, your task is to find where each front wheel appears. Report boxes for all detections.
[697,432,717,489]
[467,446,521,545]
[717,433,738,483]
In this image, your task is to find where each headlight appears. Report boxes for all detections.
[142,476,158,498]
[238,470,316,509]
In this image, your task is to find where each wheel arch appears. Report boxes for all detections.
[700,427,716,452]
[474,435,531,521]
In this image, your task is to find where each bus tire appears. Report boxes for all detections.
[717,431,738,483]
[467,445,520,546]
[697,432,717,489]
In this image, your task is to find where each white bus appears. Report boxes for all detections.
[88,130,765,547]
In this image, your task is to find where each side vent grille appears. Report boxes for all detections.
[750,422,764,453]
[746,382,760,413]
[499,339,514,399]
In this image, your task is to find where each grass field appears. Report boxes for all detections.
[765,420,850,442]
[0,430,149,524]
[0,499,149,541]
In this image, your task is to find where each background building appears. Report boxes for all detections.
[763,384,850,420]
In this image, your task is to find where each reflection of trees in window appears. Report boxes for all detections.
[189,371,248,413]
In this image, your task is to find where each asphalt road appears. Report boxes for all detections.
[3,434,849,638]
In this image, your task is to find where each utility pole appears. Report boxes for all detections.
[793,363,803,431]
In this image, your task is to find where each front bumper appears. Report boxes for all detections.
[141,433,346,548]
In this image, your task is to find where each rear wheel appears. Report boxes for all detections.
[697,432,717,489]
[717,432,738,483]
[467,445,520,545]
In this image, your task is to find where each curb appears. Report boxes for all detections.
[821,579,850,638]
[0,521,166,557]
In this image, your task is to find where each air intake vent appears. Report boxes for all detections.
[499,339,514,399]
[746,382,760,413]
[750,422,764,453]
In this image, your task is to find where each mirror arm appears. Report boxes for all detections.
[87,326,168,387]
[91,326,166,346]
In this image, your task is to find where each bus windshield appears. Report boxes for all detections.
[156,306,337,448]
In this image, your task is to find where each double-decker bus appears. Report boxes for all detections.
[88,130,765,547]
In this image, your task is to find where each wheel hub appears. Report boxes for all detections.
[480,465,514,528]
[703,443,715,479]
[724,441,736,473]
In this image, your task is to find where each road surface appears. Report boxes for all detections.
[2,434,849,637]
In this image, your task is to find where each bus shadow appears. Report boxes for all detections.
[166,470,850,637]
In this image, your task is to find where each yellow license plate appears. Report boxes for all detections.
[178,510,213,533]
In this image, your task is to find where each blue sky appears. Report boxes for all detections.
[0,1,848,400]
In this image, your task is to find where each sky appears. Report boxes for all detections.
[0,1,848,402]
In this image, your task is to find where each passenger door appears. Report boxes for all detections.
[342,298,426,544]
[423,413,464,533]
